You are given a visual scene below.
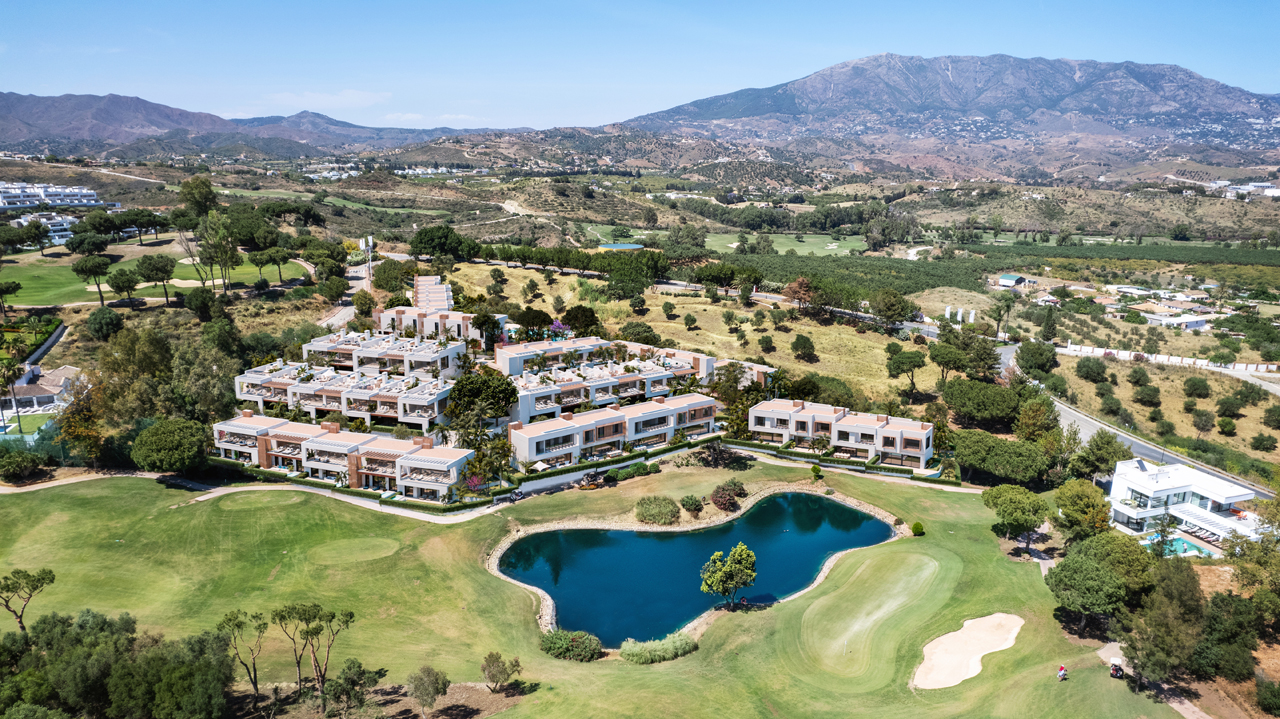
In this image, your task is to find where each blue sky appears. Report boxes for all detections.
[4,0,1277,129]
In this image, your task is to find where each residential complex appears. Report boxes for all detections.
[212,411,473,500]
[1107,458,1259,542]
[0,182,102,210]
[748,399,935,468]
[8,212,79,244]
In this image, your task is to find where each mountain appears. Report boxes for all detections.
[0,93,527,153]
[625,54,1280,143]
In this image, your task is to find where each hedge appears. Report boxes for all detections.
[334,486,385,500]
[516,435,722,482]
[910,474,963,487]
[384,497,492,514]
[290,477,338,490]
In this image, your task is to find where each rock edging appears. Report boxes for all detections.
[483,481,908,636]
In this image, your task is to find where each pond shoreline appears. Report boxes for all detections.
[484,480,909,638]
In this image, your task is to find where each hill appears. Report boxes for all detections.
[625,53,1280,149]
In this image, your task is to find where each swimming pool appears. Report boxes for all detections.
[1140,535,1217,558]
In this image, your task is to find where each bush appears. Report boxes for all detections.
[253,277,270,293]
[539,629,602,662]
[1095,382,1114,397]
[1156,420,1177,436]
[710,484,738,512]
[723,478,747,497]
[0,450,43,482]
[680,495,704,514]
[1184,376,1211,398]
[605,468,622,482]
[619,632,698,665]
[1076,356,1107,383]
[1184,399,1198,414]
[635,495,680,525]
[648,462,660,474]
[1100,396,1123,415]
[1265,405,1280,430]
[1257,677,1280,715]
[1216,396,1245,418]
[1044,374,1068,397]
[1235,383,1269,407]
[1134,385,1161,407]
[1218,418,1237,436]
[911,522,925,536]
[1127,366,1150,387]
[86,306,125,341]
[1252,434,1279,452]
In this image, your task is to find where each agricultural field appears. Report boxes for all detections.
[0,469,1177,718]
[1019,309,1266,364]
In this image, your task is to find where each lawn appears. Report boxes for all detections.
[2,412,53,434]
[0,468,1175,718]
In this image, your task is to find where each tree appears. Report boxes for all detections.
[170,341,240,423]
[1075,357,1107,383]
[1123,557,1205,688]
[1192,409,1216,439]
[56,375,102,468]
[135,254,177,305]
[480,652,522,693]
[130,418,212,473]
[0,281,21,319]
[758,335,774,353]
[266,246,295,282]
[1045,553,1126,631]
[791,334,816,361]
[71,255,112,307]
[217,610,268,709]
[1015,341,1056,375]
[106,268,140,305]
[325,659,387,719]
[641,207,659,226]
[929,342,969,385]
[185,286,216,322]
[271,605,311,696]
[1184,376,1211,398]
[1013,398,1059,442]
[1252,434,1278,452]
[1216,396,1245,418]
[868,287,917,326]
[661,301,675,318]
[0,568,55,632]
[351,289,376,317]
[1054,479,1111,543]
[179,176,220,216]
[1218,417,1237,436]
[562,305,600,334]
[981,484,1049,549]
[1128,366,1151,387]
[1072,532,1155,598]
[683,313,697,330]
[700,542,757,608]
[942,379,1020,423]
[630,296,646,314]
[1067,429,1133,481]
[985,291,1017,338]
[887,350,926,401]
[445,373,518,421]
[86,306,124,341]
[1038,307,1058,342]
[406,666,451,718]
[65,232,110,256]
[321,276,350,302]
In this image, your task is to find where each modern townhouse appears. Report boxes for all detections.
[301,330,465,378]
[0,183,102,210]
[1108,458,1259,542]
[506,393,718,468]
[748,400,934,468]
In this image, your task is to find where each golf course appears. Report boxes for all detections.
[0,463,1177,718]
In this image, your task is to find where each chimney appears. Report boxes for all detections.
[561,412,574,421]
[609,403,621,412]
[793,400,804,409]
[654,396,664,404]
[241,409,254,417]
[422,437,434,449]
[321,421,339,433]
[412,436,424,446]
[509,421,523,432]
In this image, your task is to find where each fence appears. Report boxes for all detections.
[1061,342,1280,372]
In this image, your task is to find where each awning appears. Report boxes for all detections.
[317,388,344,397]
[532,461,549,471]
[1168,504,1259,539]
[270,434,311,444]
[263,380,294,389]
[371,393,401,402]
[362,450,403,461]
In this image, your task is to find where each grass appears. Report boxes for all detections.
[3,413,54,435]
[0,468,1177,718]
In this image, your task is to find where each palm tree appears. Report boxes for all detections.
[6,336,29,364]
[0,360,24,430]
[24,316,42,345]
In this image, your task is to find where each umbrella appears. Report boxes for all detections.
[531,461,550,471]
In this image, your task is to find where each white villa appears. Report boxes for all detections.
[1108,458,1259,541]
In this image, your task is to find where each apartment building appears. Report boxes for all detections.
[748,400,934,468]
[212,411,473,500]
[9,212,79,244]
[507,393,717,468]
[1108,458,1259,540]
[301,330,465,378]
[369,276,510,345]
[0,183,102,210]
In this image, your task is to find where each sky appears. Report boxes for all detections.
[5,0,1279,130]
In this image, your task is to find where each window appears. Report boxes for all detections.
[837,431,849,442]
[816,422,830,434]
[926,436,931,449]
[677,412,687,425]
[441,355,449,369]
[776,419,789,429]
[860,433,875,443]
[584,430,594,443]
[882,436,896,449]
[796,421,808,432]
[755,416,766,427]
[904,438,921,451]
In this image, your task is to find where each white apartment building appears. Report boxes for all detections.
[748,399,935,468]
[212,411,473,500]
[301,330,465,378]
[9,213,79,244]
[507,393,717,468]
[0,183,101,210]
[1108,458,1259,540]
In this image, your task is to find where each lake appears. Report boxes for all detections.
[498,492,894,646]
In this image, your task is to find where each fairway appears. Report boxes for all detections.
[0,469,1178,718]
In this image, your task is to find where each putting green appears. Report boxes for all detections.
[307,538,401,565]
[216,492,305,511]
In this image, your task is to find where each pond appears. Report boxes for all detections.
[498,492,893,646]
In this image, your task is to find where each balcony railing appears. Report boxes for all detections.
[635,420,670,433]
[534,397,561,410]
[219,434,257,448]
[560,395,585,406]
[618,386,644,397]
[539,440,575,454]
[308,453,346,466]
[270,445,302,457]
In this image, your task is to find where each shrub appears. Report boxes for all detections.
[648,462,660,474]
[1100,396,1123,415]
[1184,376,1211,398]
[1127,366,1150,387]
[1218,418,1237,436]
[1148,408,1164,422]
[680,495,703,514]
[1257,677,1280,715]
[539,629,602,662]
[1184,399,1198,414]
[1265,405,1280,430]
[1134,385,1161,407]
[86,306,125,341]
[1095,382,1114,397]
[253,277,270,293]
[1044,374,1068,397]
[1216,396,1245,418]
[1251,434,1278,452]
[1156,420,1177,437]
[1076,356,1107,383]
[723,478,747,497]
[911,522,925,536]
[635,495,680,525]
[619,632,698,665]
[710,485,738,512]
[605,468,622,482]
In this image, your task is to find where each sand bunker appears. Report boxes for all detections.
[913,613,1023,689]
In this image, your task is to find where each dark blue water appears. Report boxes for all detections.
[499,493,893,646]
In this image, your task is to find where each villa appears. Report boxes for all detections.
[748,400,935,468]
[212,411,473,500]
[1107,458,1259,542]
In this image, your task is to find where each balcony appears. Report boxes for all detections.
[634,419,670,433]
[618,385,644,397]
[538,439,575,455]
[403,468,451,482]
[270,444,302,457]
[218,434,257,448]
[308,452,347,467]
[374,404,399,416]
[560,395,585,407]
[363,461,396,476]
[534,397,561,411]
[405,408,436,420]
